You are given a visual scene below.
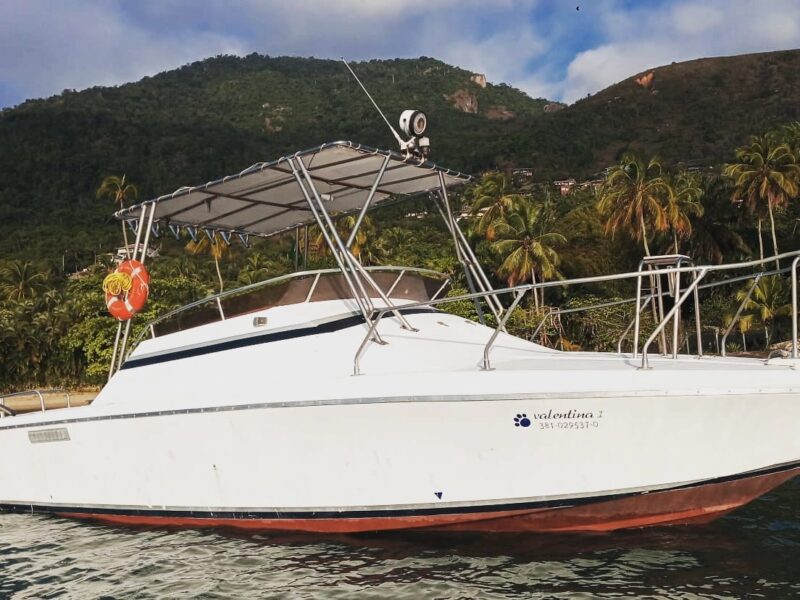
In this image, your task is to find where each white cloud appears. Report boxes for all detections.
[1,0,800,107]
[671,4,724,35]
[0,0,545,105]
[0,0,245,102]
[437,26,549,91]
[556,0,800,103]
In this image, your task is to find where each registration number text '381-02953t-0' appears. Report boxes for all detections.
[514,409,604,430]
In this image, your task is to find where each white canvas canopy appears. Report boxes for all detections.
[115,141,471,238]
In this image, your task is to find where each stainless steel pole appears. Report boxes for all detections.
[288,158,372,322]
[107,322,123,381]
[482,289,526,370]
[641,269,707,369]
[347,154,390,248]
[672,263,682,358]
[793,256,800,359]
[295,158,376,316]
[437,174,489,324]
[345,250,416,331]
[632,261,645,358]
[437,192,503,317]
[294,226,300,272]
[720,273,761,357]
[117,203,156,371]
[452,222,504,316]
[110,203,150,377]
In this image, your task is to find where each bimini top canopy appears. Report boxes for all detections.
[115,141,471,238]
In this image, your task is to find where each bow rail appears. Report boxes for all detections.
[353,250,800,375]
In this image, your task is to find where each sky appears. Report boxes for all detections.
[1,0,799,109]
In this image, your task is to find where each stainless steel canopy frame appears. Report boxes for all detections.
[110,141,477,372]
[110,141,800,378]
[114,141,472,238]
[108,202,156,379]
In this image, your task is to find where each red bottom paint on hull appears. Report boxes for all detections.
[57,467,799,534]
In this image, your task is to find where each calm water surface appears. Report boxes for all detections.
[1,480,799,599]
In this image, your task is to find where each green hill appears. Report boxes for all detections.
[0,55,548,260]
[4,50,800,389]
[2,50,800,261]
[523,49,800,174]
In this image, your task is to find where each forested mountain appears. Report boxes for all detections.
[4,50,800,389]
[1,49,800,261]
[534,49,800,172]
[0,55,549,260]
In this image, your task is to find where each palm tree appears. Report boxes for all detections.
[684,175,750,264]
[376,227,415,265]
[309,214,375,262]
[467,172,525,239]
[778,121,800,155]
[491,198,566,310]
[736,275,791,349]
[723,311,755,353]
[724,136,799,267]
[238,253,272,285]
[0,261,48,301]
[167,257,201,279]
[597,153,671,256]
[664,171,704,253]
[97,175,139,258]
[185,232,229,293]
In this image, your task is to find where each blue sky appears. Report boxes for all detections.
[1,0,799,109]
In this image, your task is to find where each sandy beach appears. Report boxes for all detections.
[1,391,95,414]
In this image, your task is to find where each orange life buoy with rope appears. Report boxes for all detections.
[102,260,150,321]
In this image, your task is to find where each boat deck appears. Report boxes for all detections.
[115,298,800,407]
[4,296,797,429]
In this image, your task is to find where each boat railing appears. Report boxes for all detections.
[128,266,451,356]
[0,388,72,416]
[353,250,800,374]
[533,263,791,356]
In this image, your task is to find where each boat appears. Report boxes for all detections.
[2,137,800,534]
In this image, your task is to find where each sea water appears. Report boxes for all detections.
[0,479,798,599]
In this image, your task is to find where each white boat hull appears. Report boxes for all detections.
[2,380,799,532]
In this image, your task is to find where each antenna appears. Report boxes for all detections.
[341,58,405,147]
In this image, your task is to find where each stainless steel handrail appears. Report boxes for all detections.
[483,289,526,370]
[128,266,450,356]
[721,273,762,357]
[633,255,696,359]
[0,388,72,415]
[530,296,652,348]
[640,269,708,369]
[617,294,654,354]
[543,266,794,355]
[793,256,800,359]
[352,250,800,375]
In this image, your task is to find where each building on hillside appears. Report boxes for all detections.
[554,178,577,195]
[457,206,488,222]
[579,179,605,192]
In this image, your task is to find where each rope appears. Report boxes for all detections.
[102,271,133,296]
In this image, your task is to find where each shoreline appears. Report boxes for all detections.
[0,391,95,414]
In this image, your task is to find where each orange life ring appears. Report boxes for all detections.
[104,260,150,321]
